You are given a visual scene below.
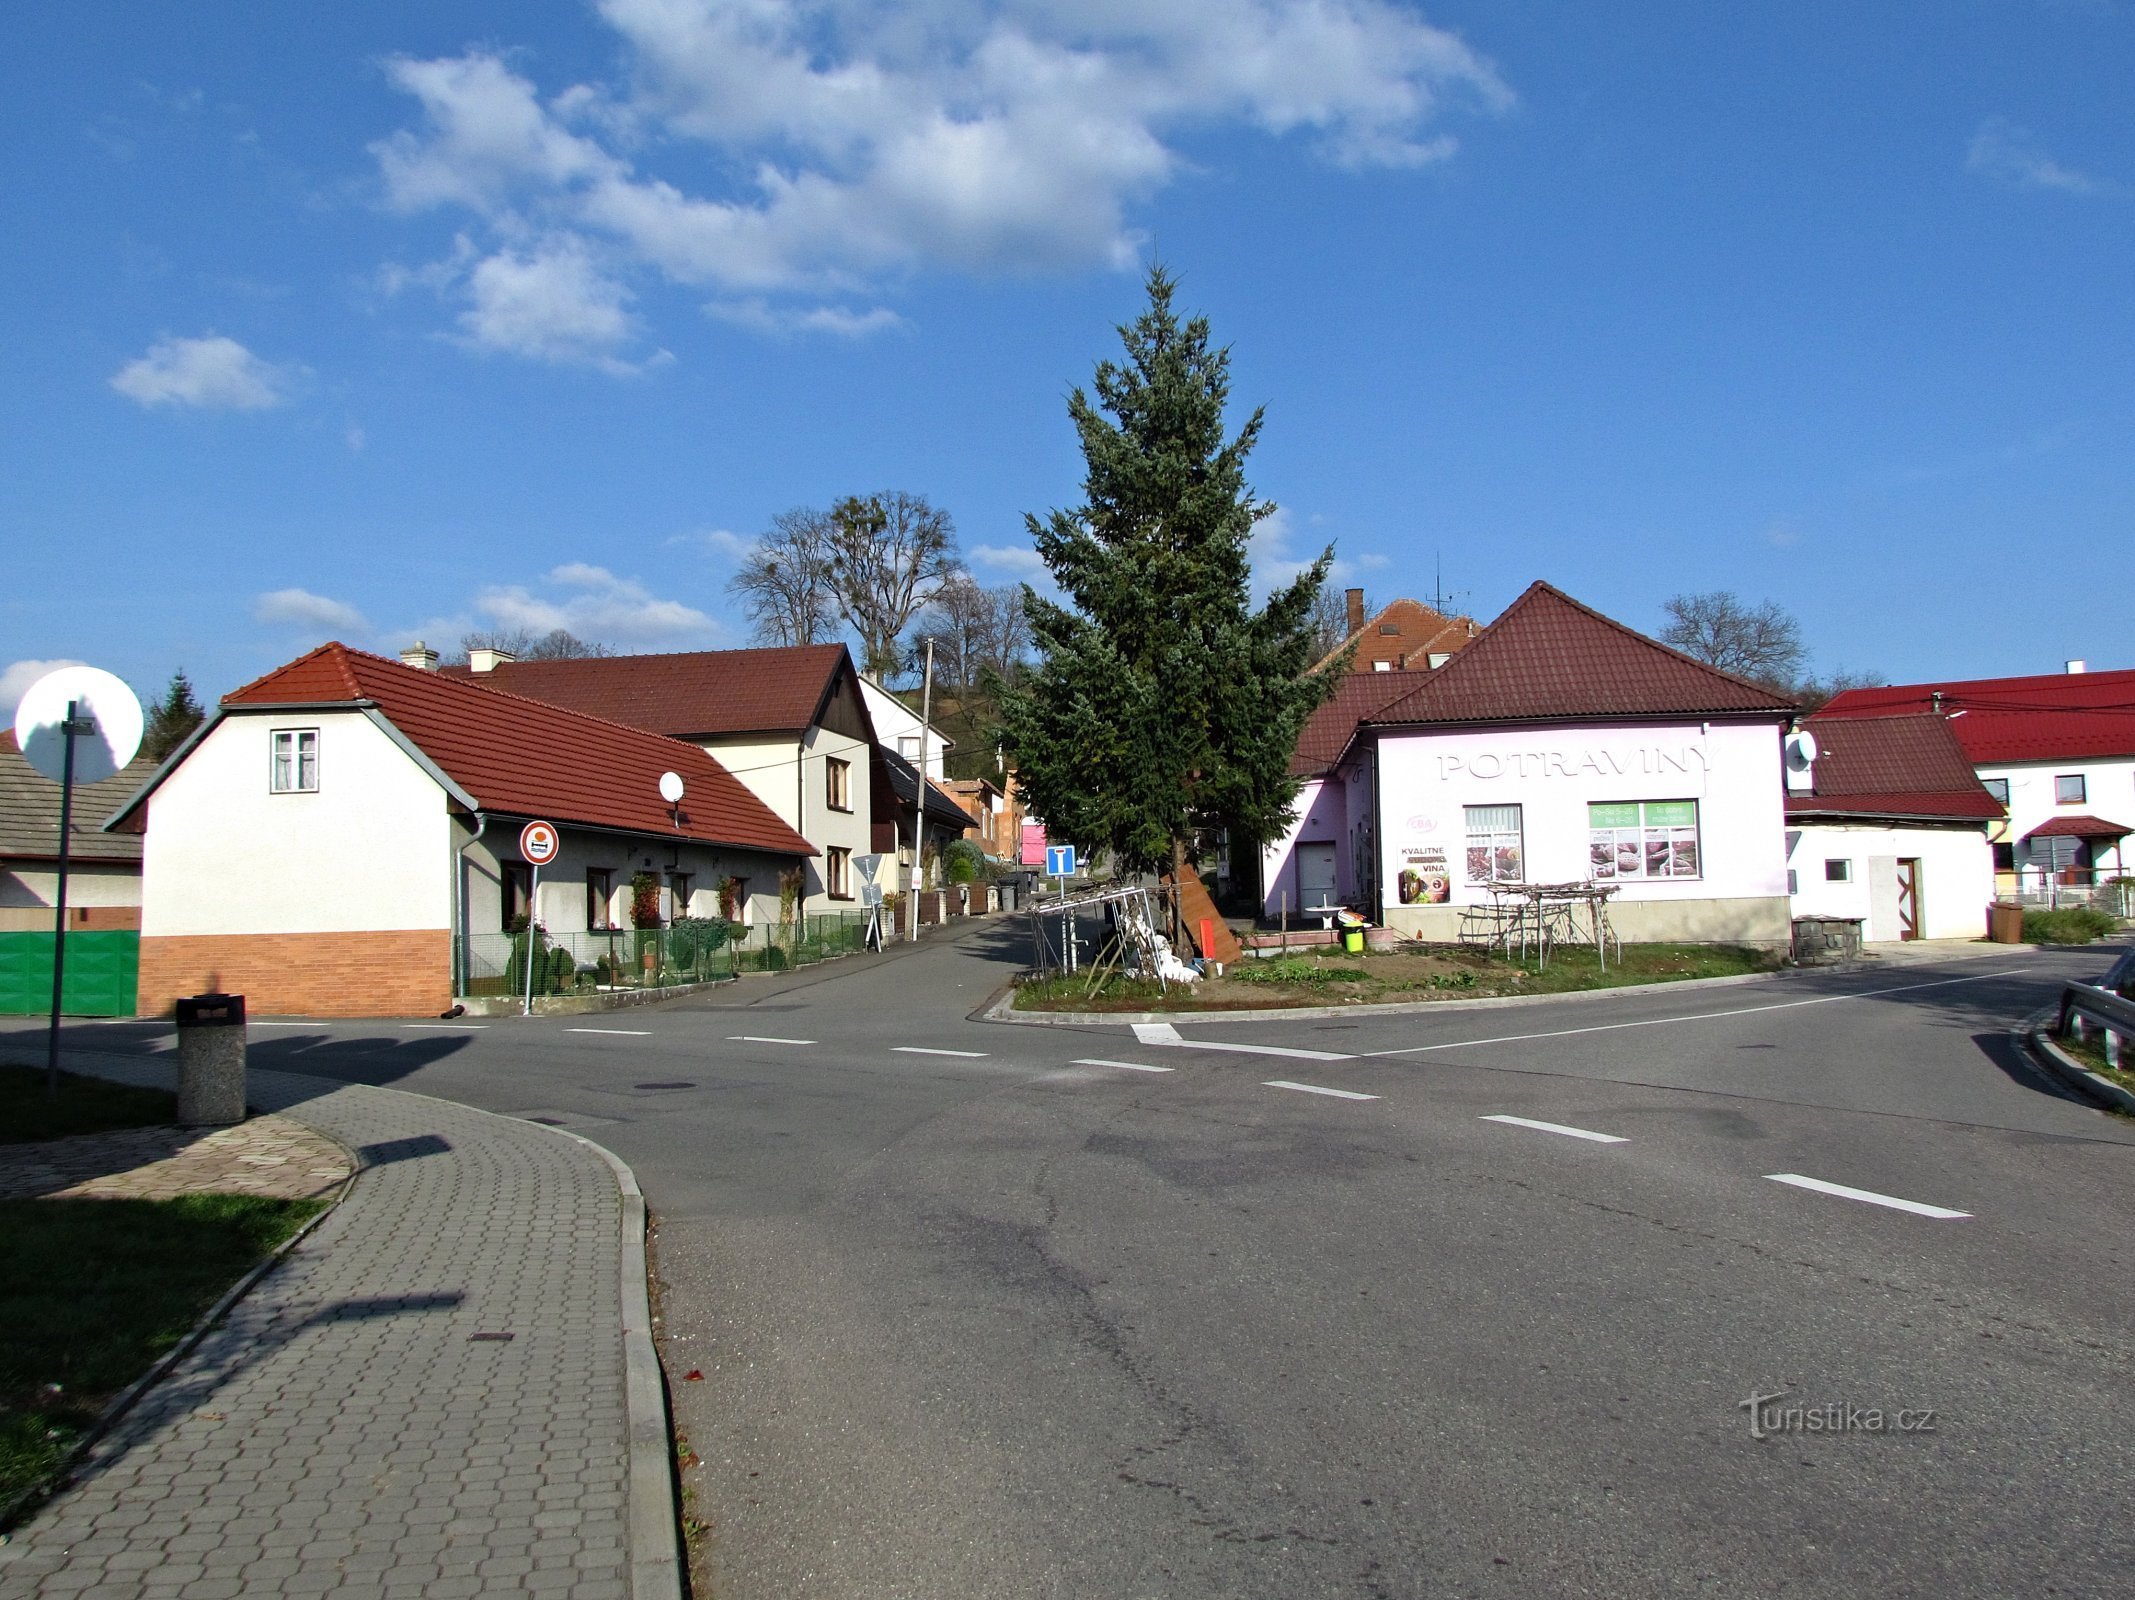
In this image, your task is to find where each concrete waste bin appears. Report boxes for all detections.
[175,991,247,1126]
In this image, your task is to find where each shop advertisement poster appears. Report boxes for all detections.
[1397,846,1451,904]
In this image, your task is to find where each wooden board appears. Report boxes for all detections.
[1163,872,1245,964]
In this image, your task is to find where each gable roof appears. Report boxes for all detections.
[1292,671,1437,777]
[1815,667,2135,765]
[1365,582,1797,729]
[446,644,859,739]
[1787,713,2004,821]
[116,643,810,857]
[1314,598,1479,674]
[0,731,160,863]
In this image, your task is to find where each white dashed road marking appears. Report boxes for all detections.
[1264,1080,1379,1101]
[1482,1114,1628,1144]
[1131,1020,1350,1062]
[566,1028,651,1036]
[1764,1173,1971,1219]
[1132,1022,1183,1045]
[1073,1058,1176,1073]
[893,1046,990,1058]
[729,1035,816,1045]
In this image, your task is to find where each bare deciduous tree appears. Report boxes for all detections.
[1307,584,1360,662]
[1658,591,1805,688]
[450,628,613,664]
[729,508,834,646]
[913,573,1030,689]
[822,491,959,679]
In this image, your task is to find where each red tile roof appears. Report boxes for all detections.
[1314,599,1479,673]
[2023,813,2131,841]
[172,643,811,856]
[1292,671,1435,776]
[444,644,854,737]
[1366,582,1797,729]
[1787,713,2003,821]
[1816,667,2135,764]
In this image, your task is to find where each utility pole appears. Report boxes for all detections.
[909,636,934,943]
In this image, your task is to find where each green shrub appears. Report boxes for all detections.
[667,917,735,968]
[1231,958,1371,987]
[942,839,984,884]
[2022,906,2119,944]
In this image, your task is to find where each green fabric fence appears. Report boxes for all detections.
[0,931,140,1016]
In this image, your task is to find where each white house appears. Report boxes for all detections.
[1783,713,2001,942]
[1266,583,1799,946]
[110,643,811,1018]
[858,675,952,786]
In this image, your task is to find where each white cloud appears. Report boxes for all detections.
[110,334,297,410]
[1,659,89,721]
[668,527,756,560]
[971,543,1048,578]
[473,563,719,645]
[1967,118,2101,195]
[255,588,371,635]
[369,3,1511,353]
[457,237,669,372]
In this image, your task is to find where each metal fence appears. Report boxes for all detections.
[1999,872,2135,915]
[458,913,876,1000]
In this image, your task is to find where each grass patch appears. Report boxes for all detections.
[2054,1029,2135,1102]
[1014,941,1781,1012]
[0,1193,324,1512]
[0,1064,176,1145]
[2022,907,2121,945]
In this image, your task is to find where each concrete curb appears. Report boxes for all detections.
[2020,1004,2135,1115]
[977,941,2052,1030]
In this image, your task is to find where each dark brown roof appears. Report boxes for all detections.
[445,644,855,738]
[115,643,810,857]
[0,731,158,863]
[1787,713,2004,821]
[1314,598,1479,673]
[2024,813,2131,841]
[1367,582,1798,728]
[1292,671,1437,777]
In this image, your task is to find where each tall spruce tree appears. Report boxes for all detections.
[142,669,204,761]
[997,267,1342,880]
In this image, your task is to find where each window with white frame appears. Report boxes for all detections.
[2055,773,2086,804]
[897,734,921,759]
[269,728,319,793]
[1587,801,1701,879]
[1464,805,1524,883]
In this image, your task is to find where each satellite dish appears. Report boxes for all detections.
[12,666,144,785]
[1784,729,1818,769]
[658,770,686,804]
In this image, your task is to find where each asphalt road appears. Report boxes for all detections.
[17,927,2135,1598]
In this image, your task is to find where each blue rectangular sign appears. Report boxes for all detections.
[1046,844,1077,878]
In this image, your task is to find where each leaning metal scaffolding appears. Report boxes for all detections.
[1025,881,1177,995]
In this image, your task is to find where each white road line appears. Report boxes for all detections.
[1482,1114,1628,1144]
[1764,1173,1971,1219]
[892,1046,991,1058]
[1264,1079,1380,1101]
[729,1035,816,1045]
[1073,1058,1176,1073]
[1132,1022,1183,1045]
[566,1027,651,1036]
[1129,1020,1350,1062]
[1364,969,2033,1058]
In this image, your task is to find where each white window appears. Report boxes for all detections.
[270,728,319,793]
[1824,859,1851,883]
[1587,801,1701,879]
[898,734,921,759]
[1464,805,1524,884]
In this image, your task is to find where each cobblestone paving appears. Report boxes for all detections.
[0,1054,631,1600]
[0,1116,350,1203]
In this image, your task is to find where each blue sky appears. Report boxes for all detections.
[5,1,2130,716]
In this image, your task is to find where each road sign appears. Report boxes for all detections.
[854,852,884,883]
[1046,844,1077,878]
[860,883,885,906]
[519,820,560,865]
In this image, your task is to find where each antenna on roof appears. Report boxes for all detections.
[1426,554,1469,617]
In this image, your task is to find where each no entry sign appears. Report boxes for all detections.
[519,820,560,865]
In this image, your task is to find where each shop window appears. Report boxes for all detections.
[1981,777,2010,806]
[269,728,319,793]
[1587,801,1701,880]
[1463,805,1524,884]
[826,757,852,811]
[2055,774,2086,804]
[1824,859,1852,883]
[587,868,615,930]
[826,846,852,899]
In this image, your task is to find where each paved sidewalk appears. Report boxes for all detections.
[0,1115,350,1203]
[0,1050,641,1600]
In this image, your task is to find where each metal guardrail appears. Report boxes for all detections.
[2057,981,2135,1070]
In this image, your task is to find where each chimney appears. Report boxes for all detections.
[1345,588,1365,634]
[399,641,438,672]
[2066,659,2087,675]
[468,647,516,674]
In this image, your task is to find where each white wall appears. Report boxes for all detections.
[1978,758,2135,882]
[1374,720,1791,942]
[1787,822,1993,941]
[1260,779,1341,917]
[699,731,872,914]
[859,678,949,785]
[143,711,449,936]
[2,863,140,908]
[459,823,787,938]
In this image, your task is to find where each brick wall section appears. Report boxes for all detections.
[0,905,140,932]
[137,929,452,1018]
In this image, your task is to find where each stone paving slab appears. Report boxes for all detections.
[0,1116,351,1203]
[0,1050,636,1600]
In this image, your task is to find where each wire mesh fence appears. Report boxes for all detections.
[457,912,877,1000]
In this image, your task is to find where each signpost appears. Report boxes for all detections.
[12,667,144,1094]
[854,853,886,950]
[519,820,559,1016]
[1046,844,1077,881]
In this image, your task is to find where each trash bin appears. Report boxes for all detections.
[175,991,246,1126]
[1987,902,2025,944]
[1341,926,1366,955]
